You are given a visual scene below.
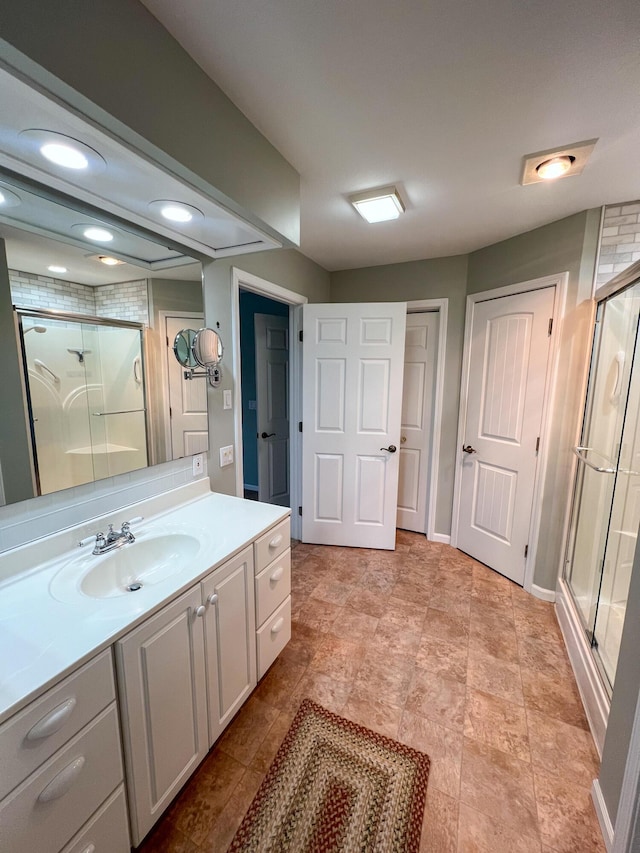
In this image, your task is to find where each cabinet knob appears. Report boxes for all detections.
[271,617,285,635]
[270,567,284,583]
[26,697,76,741]
[269,534,283,549]
[80,846,96,853]
[207,593,219,606]
[195,605,206,618]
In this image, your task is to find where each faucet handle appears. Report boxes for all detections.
[121,516,143,532]
[78,531,103,548]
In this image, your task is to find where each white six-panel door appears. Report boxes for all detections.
[302,302,407,549]
[397,312,438,533]
[456,287,554,583]
[165,316,208,458]
[255,313,290,506]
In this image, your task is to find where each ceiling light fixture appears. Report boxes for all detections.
[47,265,67,274]
[83,226,113,243]
[349,186,405,223]
[0,186,22,208]
[148,199,204,224]
[536,156,574,181]
[40,142,88,170]
[521,139,597,185]
[97,256,123,266]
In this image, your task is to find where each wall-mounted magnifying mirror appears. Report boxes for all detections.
[193,327,223,367]
[173,329,199,369]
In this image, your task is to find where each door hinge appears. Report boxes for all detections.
[535,436,540,453]
[298,506,302,516]
[299,330,303,342]
[524,544,529,558]
[298,421,303,432]
[166,335,169,346]
[169,406,172,418]
[548,318,553,336]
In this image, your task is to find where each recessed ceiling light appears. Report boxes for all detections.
[97,256,123,266]
[148,199,203,224]
[521,139,597,185]
[19,130,106,173]
[349,186,405,223]
[83,226,113,243]
[40,142,88,170]
[536,156,575,181]
[47,265,68,274]
[0,186,21,208]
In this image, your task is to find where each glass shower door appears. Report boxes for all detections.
[565,280,640,691]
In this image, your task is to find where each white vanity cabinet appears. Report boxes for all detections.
[253,518,292,679]
[0,649,129,853]
[201,545,256,746]
[115,584,209,847]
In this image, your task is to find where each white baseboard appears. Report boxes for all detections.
[430,533,451,545]
[592,780,614,851]
[531,584,556,602]
[555,580,609,755]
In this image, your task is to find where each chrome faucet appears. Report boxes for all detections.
[88,517,143,555]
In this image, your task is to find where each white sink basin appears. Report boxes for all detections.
[50,532,200,602]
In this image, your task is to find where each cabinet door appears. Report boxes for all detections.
[202,546,257,746]
[115,586,208,846]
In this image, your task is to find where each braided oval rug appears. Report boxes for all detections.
[227,698,430,853]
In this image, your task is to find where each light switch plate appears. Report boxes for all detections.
[223,389,232,410]
[192,453,204,476]
[219,445,234,467]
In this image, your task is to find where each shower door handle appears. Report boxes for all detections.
[92,409,147,416]
[572,446,617,474]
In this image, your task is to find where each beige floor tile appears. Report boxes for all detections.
[200,768,264,852]
[406,667,467,730]
[308,634,366,682]
[527,708,599,783]
[420,788,459,853]
[369,618,424,657]
[330,605,379,642]
[249,710,295,774]
[297,597,342,632]
[345,585,388,618]
[136,820,199,853]
[460,737,539,841]
[457,802,542,852]
[428,585,471,617]
[423,608,470,647]
[341,693,403,739]
[517,634,574,678]
[218,696,280,767]
[351,652,414,708]
[467,648,523,705]
[416,634,468,683]
[287,670,353,714]
[254,656,307,709]
[399,710,463,798]
[521,667,589,729]
[463,689,530,761]
[309,578,354,606]
[534,768,606,853]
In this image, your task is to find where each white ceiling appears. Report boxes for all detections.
[141,0,640,271]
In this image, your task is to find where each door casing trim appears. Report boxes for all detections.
[231,267,307,539]
[450,273,569,592]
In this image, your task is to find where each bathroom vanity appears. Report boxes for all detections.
[0,482,291,851]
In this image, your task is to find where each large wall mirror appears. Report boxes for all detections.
[0,171,209,507]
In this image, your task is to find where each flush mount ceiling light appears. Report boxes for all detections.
[72,223,117,243]
[47,265,67,274]
[0,186,21,208]
[96,255,124,266]
[19,130,107,173]
[148,199,204,224]
[521,139,597,185]
[349,186,405,223]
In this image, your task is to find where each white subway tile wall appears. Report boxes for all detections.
[9,272,149,325]
[596,202,640,289]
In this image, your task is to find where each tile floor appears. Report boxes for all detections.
[137,532,605,853]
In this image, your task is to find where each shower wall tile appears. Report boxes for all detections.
[94,279,149,324]
[10,271,96,314]
[595,202,640,290]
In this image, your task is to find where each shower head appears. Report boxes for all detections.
[24,325,47,335]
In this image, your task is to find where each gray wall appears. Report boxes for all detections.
[330,254,469,538]
[203,249,331,495]
[468,210,601,591]
[0,0,299,246]
[0,240,34,504]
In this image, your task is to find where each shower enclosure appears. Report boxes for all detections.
[18,310,148,495]
[564,272,640,695]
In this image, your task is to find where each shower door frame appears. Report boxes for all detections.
[16,307,150,496]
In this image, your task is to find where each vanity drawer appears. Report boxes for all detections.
[257,595,291,679]
[255,549,291,626]
[0,649,115,800]
[61,785,130,853]
[0,703,123,853]
[254,518,290,574]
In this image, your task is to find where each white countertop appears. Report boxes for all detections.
[0,483,289,724]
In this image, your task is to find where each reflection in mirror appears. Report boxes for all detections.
[193,327,223,367]
[173,329,198,368]
[0,173,208,507]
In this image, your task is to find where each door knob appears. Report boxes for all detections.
[462,445,477,454]
[380,445,397,453]
[261,432,276,439]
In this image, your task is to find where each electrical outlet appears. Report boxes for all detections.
[219,445,234,467]
[223,389,232,410]
[192,453,204,476]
